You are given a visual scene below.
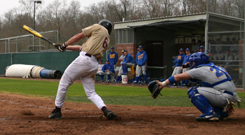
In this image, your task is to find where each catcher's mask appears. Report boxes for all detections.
[99,19,112,35]
[189,52,210,69]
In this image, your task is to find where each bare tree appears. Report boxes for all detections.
[234,0,244,18]
[0,0,244,40]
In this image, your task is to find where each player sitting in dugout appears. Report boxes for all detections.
[102,59,115,83]
[97,60,105,82]
[153,52,242,122]
[114,50,135,83]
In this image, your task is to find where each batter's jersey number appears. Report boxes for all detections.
[102,37,108,49]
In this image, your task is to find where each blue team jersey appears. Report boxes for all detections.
[174,53,185,66]
[124,53,135,63]
[182,54,191,65]
[107,52,118,65]
[136,50,147,66]
[102,63,115,73]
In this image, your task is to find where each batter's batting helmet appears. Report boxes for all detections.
[99,19,112,35]
[189,52,210,69]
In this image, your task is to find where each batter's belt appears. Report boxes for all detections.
[85,53,92,57]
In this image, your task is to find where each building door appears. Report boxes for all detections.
[144,41,164,79]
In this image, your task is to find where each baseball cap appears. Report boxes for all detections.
[186,48,190,51]
[110,47,114,49]
[106,59,109,62]
[179,48,184,51]
[138,45,143,49]
[199,45,204,48]
[121,49,125,53]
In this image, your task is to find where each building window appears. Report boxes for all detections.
[115,29,134,44]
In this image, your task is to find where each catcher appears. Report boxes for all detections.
[148,52,242,121]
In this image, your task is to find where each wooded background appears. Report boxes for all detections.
[0,0,244,45]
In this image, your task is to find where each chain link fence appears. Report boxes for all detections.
[208,20,244,88]
[0,31,62,54]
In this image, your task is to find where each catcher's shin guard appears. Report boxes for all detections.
[188,87,219,121]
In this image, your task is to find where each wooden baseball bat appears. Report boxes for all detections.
[23,25,54,45]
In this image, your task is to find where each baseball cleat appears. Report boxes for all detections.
[103,109,118,120]
[132,81,137,84]
[220,111,229,120]
[49,109,62,119]
[196,113,219,122]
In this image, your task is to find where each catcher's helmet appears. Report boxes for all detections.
[99,19,112,35]
[189,52,210,69]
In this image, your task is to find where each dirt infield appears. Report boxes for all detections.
[0,93,244,135]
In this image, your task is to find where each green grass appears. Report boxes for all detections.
[0,78,245,108]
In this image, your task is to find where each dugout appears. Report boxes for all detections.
[114,12,244,86]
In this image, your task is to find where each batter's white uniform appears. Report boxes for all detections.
[55,24,110,110]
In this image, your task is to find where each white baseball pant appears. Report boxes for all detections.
[182,67,190,73]
[117,63,135,76]
[172,66,182,76]
[55,51,106,110]
[197,87,237,107]
[136,65,146,77]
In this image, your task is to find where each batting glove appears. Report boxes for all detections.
[53,43,66,52]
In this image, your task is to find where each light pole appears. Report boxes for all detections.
[34,0,42,30]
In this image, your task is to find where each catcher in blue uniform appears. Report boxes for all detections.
[148,52,242,121]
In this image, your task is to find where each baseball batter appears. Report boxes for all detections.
[157,52,242,121]
[49,19,118,120]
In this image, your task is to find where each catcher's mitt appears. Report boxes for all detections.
[148,80,163,99]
